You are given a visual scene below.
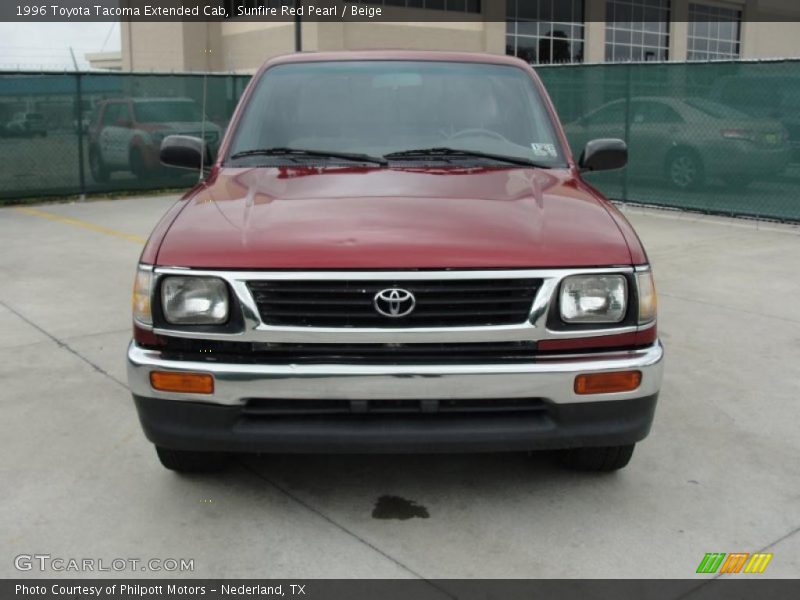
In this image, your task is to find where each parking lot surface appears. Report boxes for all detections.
[1,195,799,579]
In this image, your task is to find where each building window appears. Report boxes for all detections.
[505,0,585,64]
[687,3,742,61]
[356,0,481,13]
[605,0,670,62]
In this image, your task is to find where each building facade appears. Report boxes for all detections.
[121,0,800,73]
[84,51,123,70]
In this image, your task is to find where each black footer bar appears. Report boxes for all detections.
[4,579,800,600]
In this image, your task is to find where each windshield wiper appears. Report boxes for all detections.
[384,147,550,168]
[229,147,387,166]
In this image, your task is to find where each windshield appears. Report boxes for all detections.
[227,61,567,167]
[133,100,202,123]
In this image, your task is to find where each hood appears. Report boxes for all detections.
[154,166,632,269]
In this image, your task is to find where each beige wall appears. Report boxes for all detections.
[123,20,500,73]
[85,51,122,71]
[122,22,186,71]
[342,21,487,52]
[122,22,221,71]
[743,22,800,58]
[670,0,691,61]
[218,21,295,71]
[584,1,608,62]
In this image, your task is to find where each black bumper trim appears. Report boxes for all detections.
[133,394,658,454]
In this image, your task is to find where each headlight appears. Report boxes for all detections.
[161,276,229,325]
[132,265,153,325]
[636,270,657,324]
[560,274,627,323]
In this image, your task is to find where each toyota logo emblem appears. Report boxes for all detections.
[373,288,416,318]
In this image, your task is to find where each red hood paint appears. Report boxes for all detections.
[153,166,638,269]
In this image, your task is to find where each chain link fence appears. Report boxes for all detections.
[0,71,250,200]
[539,59,800,221]
[2,61,800,221]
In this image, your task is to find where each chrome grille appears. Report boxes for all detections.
[247,278,541,328]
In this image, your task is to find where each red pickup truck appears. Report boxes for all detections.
[127,51,663,473]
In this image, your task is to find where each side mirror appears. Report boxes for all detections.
[160,135,213,171]
[578,138,628,172]
[116,117,131,128]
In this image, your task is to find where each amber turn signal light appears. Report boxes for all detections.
[150,371,214,394]
[574,371,642,395]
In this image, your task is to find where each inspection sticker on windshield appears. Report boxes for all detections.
[531,143,557,157]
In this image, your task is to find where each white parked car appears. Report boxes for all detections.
[2,112,47,138]
[88,97,221,181]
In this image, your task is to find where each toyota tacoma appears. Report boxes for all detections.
[127,51,664,473]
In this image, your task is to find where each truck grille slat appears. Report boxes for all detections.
[248,278,540,328]
[253,296,533,307]
[262,308,527,317]
[160,338,539,365]
[250,283,536,294]
[241,398,549,417]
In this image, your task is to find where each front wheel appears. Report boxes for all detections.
[89,149,109,183]
[558,444,635,472]
[666,151,704,190]
[130,148,153,180]
[155,446,229,473]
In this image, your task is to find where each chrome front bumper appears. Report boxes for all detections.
[126,340,664,407]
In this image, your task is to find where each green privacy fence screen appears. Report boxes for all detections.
[0,71,250,201]
[539,59,800,222]
[1,61,799,222]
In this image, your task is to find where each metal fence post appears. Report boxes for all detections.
[622,64,632,203]
[230,73,236,114]
[75,72,87,200]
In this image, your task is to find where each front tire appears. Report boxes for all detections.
[89,148,109,183]
[155,446,228,473]
[130,148,152,180]
[666,150,704,190]
[558,444,635,472]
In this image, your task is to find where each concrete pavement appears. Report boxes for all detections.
[1,196,798,579]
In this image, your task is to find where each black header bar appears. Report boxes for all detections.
[1,0,800,22]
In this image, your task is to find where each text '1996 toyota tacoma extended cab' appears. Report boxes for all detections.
[127,51,663,473]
